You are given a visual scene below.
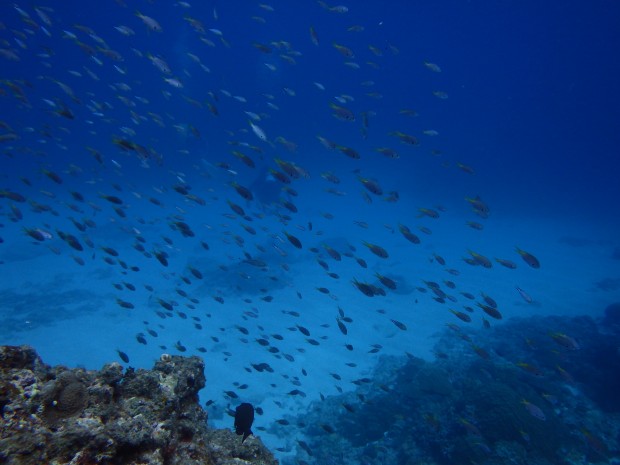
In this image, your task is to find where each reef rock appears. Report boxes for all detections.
[603,302,620,327]
[0,345,277,465]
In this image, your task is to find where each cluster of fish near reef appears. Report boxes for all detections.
[0,1,570,459]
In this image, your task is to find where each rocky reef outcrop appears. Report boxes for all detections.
[0,345,277,465]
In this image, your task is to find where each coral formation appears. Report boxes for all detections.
[287,314,620,465]
[0,345,277,465]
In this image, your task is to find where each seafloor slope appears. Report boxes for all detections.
[285,310,620,465]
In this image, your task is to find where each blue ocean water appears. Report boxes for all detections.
[1,1,620,463]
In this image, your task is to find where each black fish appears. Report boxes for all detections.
[116,349,129,363]
[234,402,255,443]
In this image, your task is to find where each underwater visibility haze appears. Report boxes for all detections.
[1,1,620,464]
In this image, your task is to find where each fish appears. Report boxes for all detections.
[398,224,420,244]
[153,250,169,267]
[466,196,490,217]
[375,147,399,159]
[550,332,580,350]
[358,177,383,195]
[516,247,540,268]
[317,135,337,150]
[318,172,340,186]
[470,344,490,359]
[114,25,135,36]
[495,257,517,269]
[284,231,302,249]
[230,182,253,201]
[164,77,183,88]
[41,169,62,184]
[450,309,472,323]
[332,42,354,58]
[516,362,544,376]
[457,163,475,174]
[323,244,342,261]
[468,250,492,268]
[336,318,348,335]
[480,292,497,308]
[351,278,376,297]
[330,103,355,121]
[135,11,162,32]
[234,402,255,442]
[23,228,47,242]
[418,208,439,219]
[232,151,256,168]
[466,221,484,230]
[249,121,268,142]
[375,273,397,290]
[522,399,546,421]
[291,325,309,338]
[309,26,319,45]
[516,287,533,303]
[0,190,26,202]
[423,61,441,72]
[57,230,83,251]
[116,349,129,363]
[477,303,502,320]
[389,131,418,145]
[116,299,134,309]
[363,241,388,258]
[580,428,608,458]
[328,5,349,13]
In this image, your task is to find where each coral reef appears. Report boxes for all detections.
[603,302,620,327]
[287,314,620,465]
[0,345,277,465]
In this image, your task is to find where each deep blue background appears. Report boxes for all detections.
[2,0,618,227]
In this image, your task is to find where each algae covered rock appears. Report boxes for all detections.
[0,345,278,465]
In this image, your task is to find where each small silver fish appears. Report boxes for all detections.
[249,121,267,141]
[516,287,533,304]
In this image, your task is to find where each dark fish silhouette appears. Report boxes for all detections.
[234,402,255,443]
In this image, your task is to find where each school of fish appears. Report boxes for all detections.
[0,0,567,453]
